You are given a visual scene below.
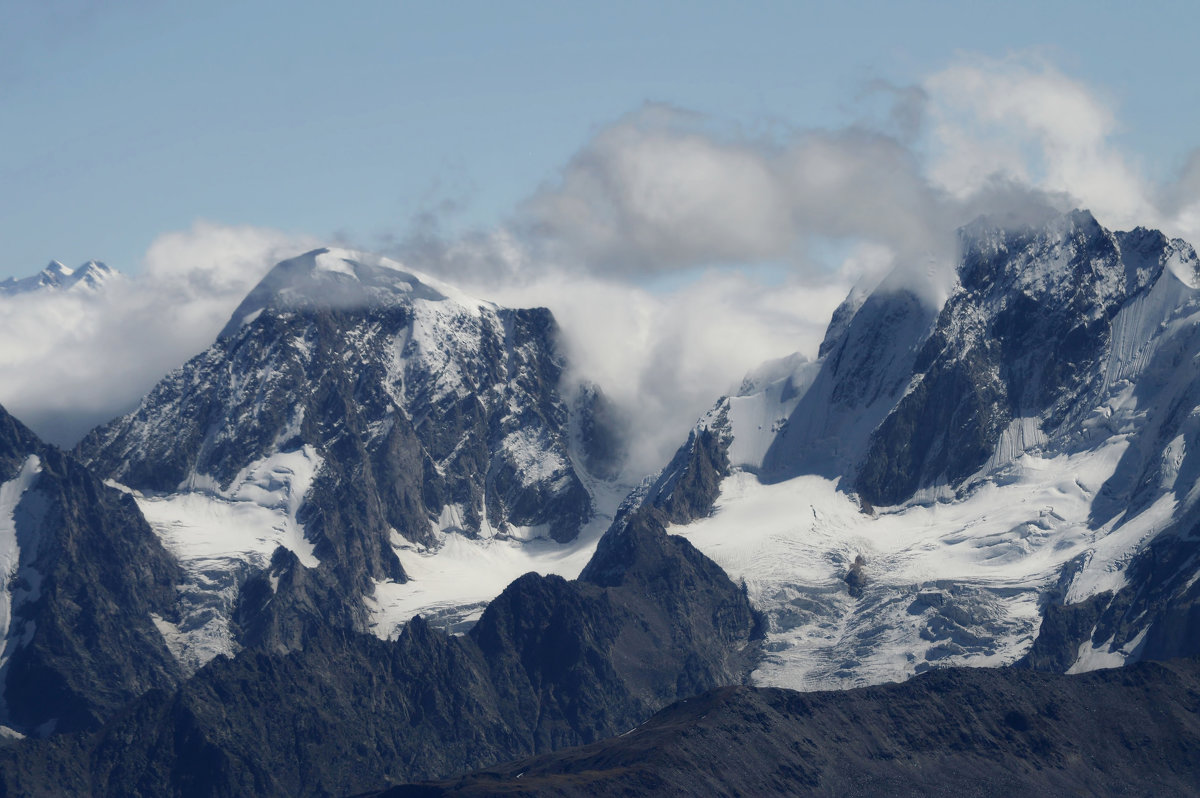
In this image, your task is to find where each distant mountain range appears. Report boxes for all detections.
[0,260,116,296]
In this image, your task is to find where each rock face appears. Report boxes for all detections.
[1021,522,1200,672]
[0,507,762,797]
[857,211,1163,506]
[761,286,938,484]
[652,210,1200,687]
[385,657,1200,797]
[0,403,181,736]
[75,248,613,662]
[633,405,733,527]
[79,248,593,545]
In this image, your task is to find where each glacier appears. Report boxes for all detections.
[660,212,1200,688]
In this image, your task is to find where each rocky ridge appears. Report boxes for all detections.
[643,210,1200,688]
[384,656,1200,797]
[0,503,761,796]
[0,403,181,737]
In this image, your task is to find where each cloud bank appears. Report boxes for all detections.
[0,221,317,445]
[398,54,1200,476]
[4,53,1199,478]
[521,105,950,276]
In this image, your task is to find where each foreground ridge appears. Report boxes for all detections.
[383,656,1200,797]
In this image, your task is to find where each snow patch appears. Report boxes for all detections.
[0,456,41,669]
[369,532,593,638]
[1065,490,1176,603]
[368,478,631,638]
[312,250,358,277]
[726,359,818,470]
[1165,245,1200,289]
[1066,626,1150,674]
[432,503,470,537]
[149,611,237,674]
[302,247,491,315]
[669,436,1137,690]
[403,298,486,403]
[147,446,322,569]
[136,446,323,670]
[239,308,264,328]
[500,427,571,489]
[985,417,1047,472]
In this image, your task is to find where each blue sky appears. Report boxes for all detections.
[3,0,1200,278]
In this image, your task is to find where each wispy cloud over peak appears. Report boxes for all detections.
[520,103,954,280]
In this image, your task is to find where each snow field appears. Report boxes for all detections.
[134,446,323,670]
[668,432,1172,689]
[367,477,632,638]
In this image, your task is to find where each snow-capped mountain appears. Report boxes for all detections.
[76,248,628,668]
[0,260,116,296]
[648,210,1200,689]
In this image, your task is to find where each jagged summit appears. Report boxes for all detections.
[956,209,1194,315]
[639,208,1200,690]
[0,259,115,295]
[43,260,70,277]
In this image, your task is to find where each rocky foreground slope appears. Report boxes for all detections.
[385,656,1200,797]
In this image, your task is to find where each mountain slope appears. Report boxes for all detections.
[0,506,761,796]
[384,656,1200,797]
[643,210,1200,688]
[0,403,181,736]
[856,212,1175,505]
[75,247,625,670]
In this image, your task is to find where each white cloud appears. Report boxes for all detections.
[522,104,956,281]
[408,54,1200,475]
[472,267,848,478]
[0,221,317,445]
[923,55,1156,231]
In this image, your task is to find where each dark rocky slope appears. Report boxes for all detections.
[0,404,181,736]
[383,657,1200,797]
[857,211,1172,506]
[0,508,761,796]
[1021,518,1200,672]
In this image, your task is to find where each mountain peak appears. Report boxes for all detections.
[1,259,118,296]
[954,207,1137,302]
[218,247,489,339]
